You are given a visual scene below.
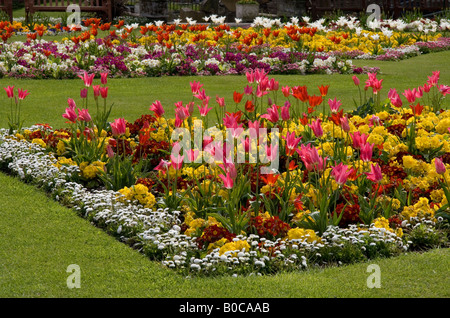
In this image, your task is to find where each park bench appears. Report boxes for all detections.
[0,0,13,22]
[24,0,113,22]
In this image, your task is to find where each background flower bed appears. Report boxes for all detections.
[0,15,449,79]
[1,66,449,277]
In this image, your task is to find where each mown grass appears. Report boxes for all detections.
[0,28,449,298]
[0,50,449,130]
[1,172,449,298]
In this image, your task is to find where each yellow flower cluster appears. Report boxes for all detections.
[373,217,403,237]
[287,227,321,243]
[183,211,221,237]
[53,156,77,169]
[118,183,156,209]
[79,161,106,179]
[218,239,251,256]
[401,197,435,221]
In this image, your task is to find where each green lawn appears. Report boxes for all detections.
[1,50,449,130]
[0,41,449,299]
[1,172,449,298]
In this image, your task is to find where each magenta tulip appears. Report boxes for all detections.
[150,100,165,118]
[77,108,92,122]
[4,85,14,98]
[62,106,77,123]
[110,118,127,136]
[219,172,234,189]
[435,157,446,175]
[100,72,108,85]
[365,163,383,183]
[78,71,95,87]
[100,87,109,99]
[331,162,354,186]
[18,88,30,100]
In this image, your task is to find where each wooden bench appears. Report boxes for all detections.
[25,0,113,22]
[308,0,448,19]
[0,0,13,22]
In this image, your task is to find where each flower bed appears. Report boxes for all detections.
[1,69,449,276]
[0,15,449,79]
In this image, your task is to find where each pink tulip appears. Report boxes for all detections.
[174,115,183,128]
[248,120,261,139]
[175,106,190,121]
[78,71,95,87]
[389,90,403,107]
[360,142,374,162]
[244,85,253,95]
[110,118,127,136]
[340,116,350,132]
[308,118,323,138]
[435,157,446,175]
[365,163,383,183]
[256,83,269,98]
[106,144,115,158]
[187,149,200,163]
[261,105,279,123]
[62,106,77,123]
[331,162,354,186]
[154,159,170,172]
[198,103,213,117]
[170,154,184,170]
[265,143,279,162]
[219,162,237,180]
[219,172,234,189]
[439,85,450,96]
[328,97,342,113]
[193,88,207,102]
[77,108,92,122]
[422,83,432,93]
[283,131,301,156]
[297,144,327,172]
[149,100,165,118]
[100,87,108,99]
[246,70,255,83]
[403,88,416,103]
[4,85,14,98]
[414,86,423,99]
[350,131,368,149]
[268,78,279,91]
[100,72,108,85]
[387,88,397,100]
[352,75,360,86]
[67,98,76,109]
[80,88,88,99]
[427,70,440,86]
[190,81,203,94]
[280,101,291,121]
[92,85,101,99]
[17,88,30,100]
[281,85,291,97]
[216,95,225,107]
[254,69,268,83]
